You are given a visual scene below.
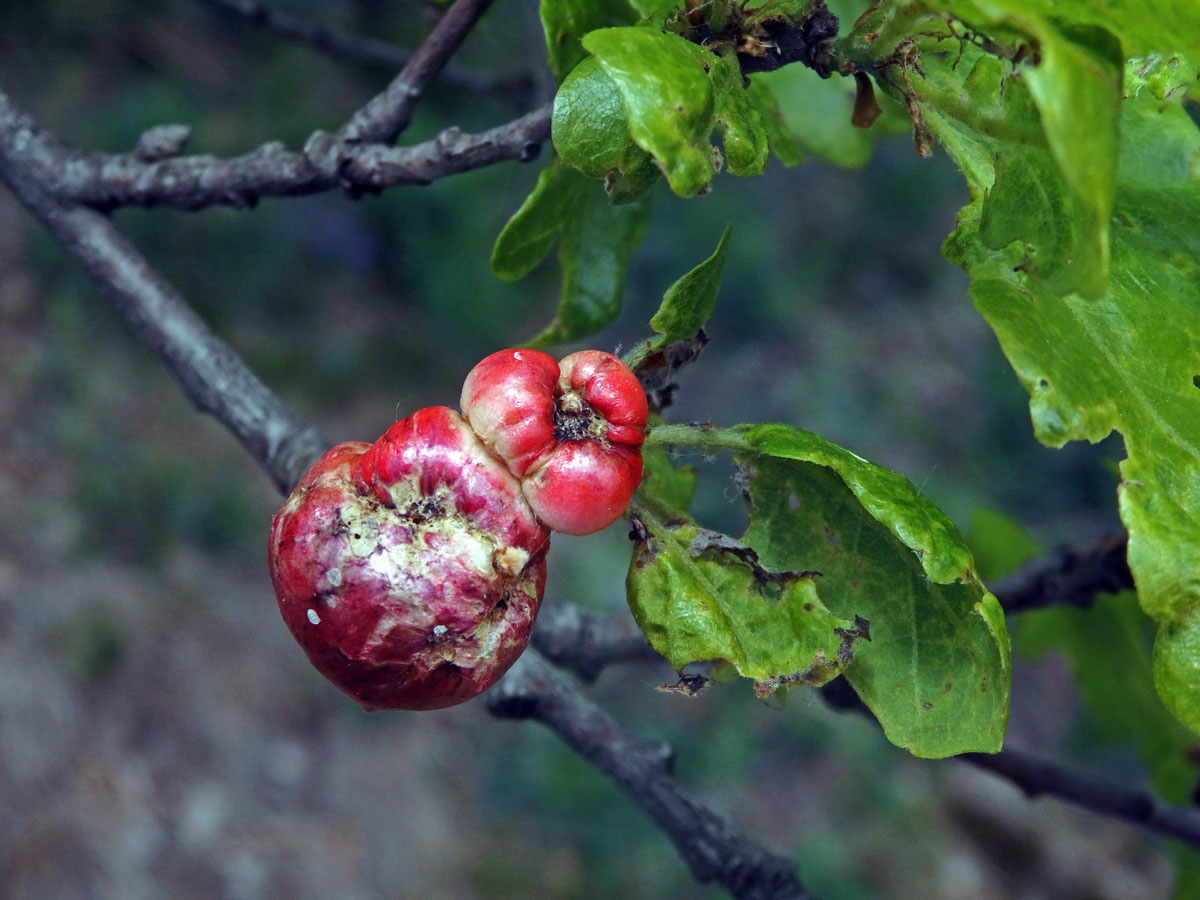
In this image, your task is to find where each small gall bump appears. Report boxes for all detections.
[307,608,321,625]
[494,546,531,578]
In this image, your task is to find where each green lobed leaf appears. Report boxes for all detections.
[744,77,805,167]
[914,50,1105,298]
[622,225,730,372]
[1024,24,1122,204]
[1019,23,1122,297]
[1157,615,1200,742]
[643,423,1011,757]
[841,3,1125,294]
[743,458,1009,758]
[582,27,718,196]
[539,179,651,345]
[491,158,582,281]
[978,141,1106,298]
[920,0,1200,66]
[556,26,777,192]
[648,224,731,344]
[709,52,769,176]
[937,56,1200,733]
[746,424,978,584]
[551,56,662,204]
[539,0,639,84]
[628,506,857,690]
[624,226,724,374]
[491,159,650,344]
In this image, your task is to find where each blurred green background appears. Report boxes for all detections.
[0,0,1186,897]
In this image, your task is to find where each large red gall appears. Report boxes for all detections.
[268,406,550,711]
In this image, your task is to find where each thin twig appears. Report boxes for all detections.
[0,85,550,211]
[820,678,1200,852]
[199,0,417,70]
[488,649,817,900]
[196,0,533,100]
[533,603,665,681]
[961,749,1200,849]
[992,531,1133,613]
[337,0,497,146]
[0,98,326,493]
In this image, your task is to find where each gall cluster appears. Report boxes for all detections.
[268,350,648,710]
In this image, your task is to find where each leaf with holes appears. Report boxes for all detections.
[937,56,1200,733]
[628,506,859,692]
[640,423,1011,757]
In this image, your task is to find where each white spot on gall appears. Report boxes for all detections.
[307,608,321,625]
[325,568,343,587]
[433,624,448,637]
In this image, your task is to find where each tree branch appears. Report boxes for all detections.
[820,678,1200,852]
[992,531,1133,614]
[2,0,536,214]
[196,0,533,100]
[488,649,817,900]
[961,748,1200,849]
[199,0,417,70]
[326,105,551,196]
[337,0,497,146]
[0,84,550,211]
[533,603,665,681]
[0,97,326,493]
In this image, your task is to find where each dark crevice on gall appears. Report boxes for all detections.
[553,400,600,443]
[404,495,445,523]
